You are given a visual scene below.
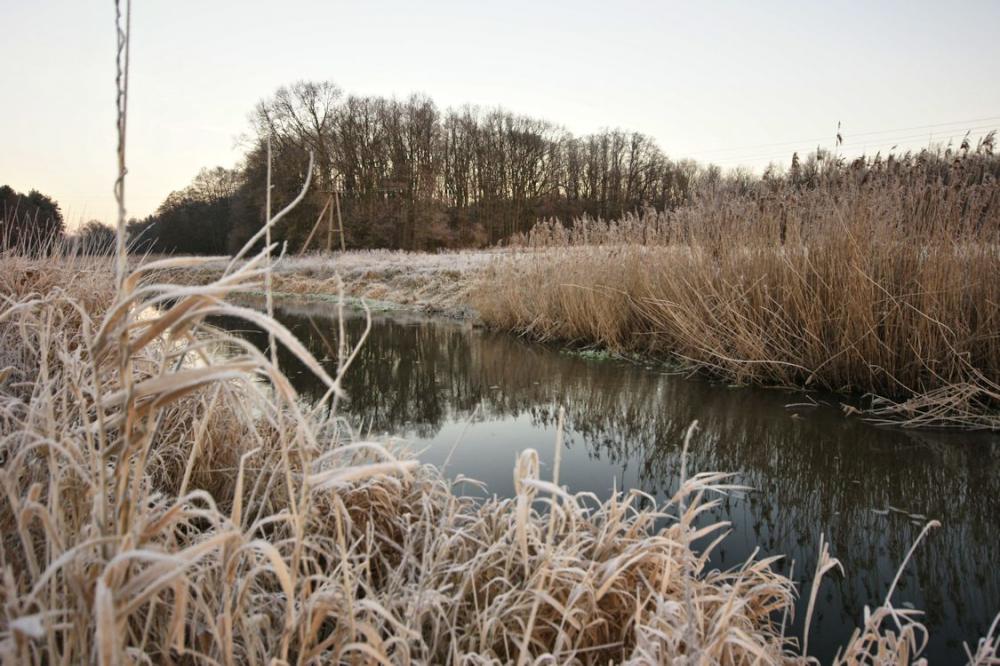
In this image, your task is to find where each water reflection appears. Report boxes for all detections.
[216,301,1000,663]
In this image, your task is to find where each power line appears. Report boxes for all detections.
[839,125,995,150]
[675,115,1000,158]
[711,127,997,166]
[846,117,1000,138]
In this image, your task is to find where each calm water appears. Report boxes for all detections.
[218,300,1000,663]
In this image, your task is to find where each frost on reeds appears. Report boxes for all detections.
[156,249,497,316]
[1,247,998,663]
[479,145,1000,429]
[1,14,995,654]
[0,252,789,663]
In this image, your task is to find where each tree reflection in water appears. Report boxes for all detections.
[214,301,1000,664]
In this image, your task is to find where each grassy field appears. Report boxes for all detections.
[475,148,1000,429]
[3,251,998,663]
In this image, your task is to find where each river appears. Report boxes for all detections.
[215,299,1000,663]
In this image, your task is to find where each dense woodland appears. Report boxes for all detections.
[127,81,710,254]
[7,81,996,257]
[133,82,1000,256]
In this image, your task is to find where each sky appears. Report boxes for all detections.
[3,0,1000,229]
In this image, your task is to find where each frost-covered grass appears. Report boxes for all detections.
[1,250,996,664]
[154,248,499,315]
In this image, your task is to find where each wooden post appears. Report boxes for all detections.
[325,192,333,253]
[300,195,332,254]
[334,189,346,252]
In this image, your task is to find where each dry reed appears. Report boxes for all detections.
[0,254,794,663]
[2,252,996,663]
[478,147,1000,428]
[0,11,996,660]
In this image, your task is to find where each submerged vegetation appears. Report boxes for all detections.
[477,142,1000,428]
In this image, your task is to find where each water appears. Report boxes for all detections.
[217,300,1000,663]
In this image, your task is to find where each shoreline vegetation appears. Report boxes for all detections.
[475,153,1000,430]
[3,252,999,664]
[153,249,493,319]
[156,141,1000,430]
[0,11,996,661]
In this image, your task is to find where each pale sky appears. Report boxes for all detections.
[3,0,1000,228]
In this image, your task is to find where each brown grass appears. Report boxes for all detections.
[0,254,790,664]
[0,242,996,664]
[476,148,1000,428]
[1,21,995,655]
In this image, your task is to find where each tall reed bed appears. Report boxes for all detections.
[479,146,1000,428]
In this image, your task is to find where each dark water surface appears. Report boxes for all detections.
[218,301,999,663]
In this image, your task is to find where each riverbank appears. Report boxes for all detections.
[153,248,495,318]
[474,241,1000,430]
[221,296,1000,662]
[0,254,797,663]
[160,235,1000,429]
[5,254,998,663]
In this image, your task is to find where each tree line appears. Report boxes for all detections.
[2,184,133,256]
[130,81,708,254]
[1,185,65,254]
